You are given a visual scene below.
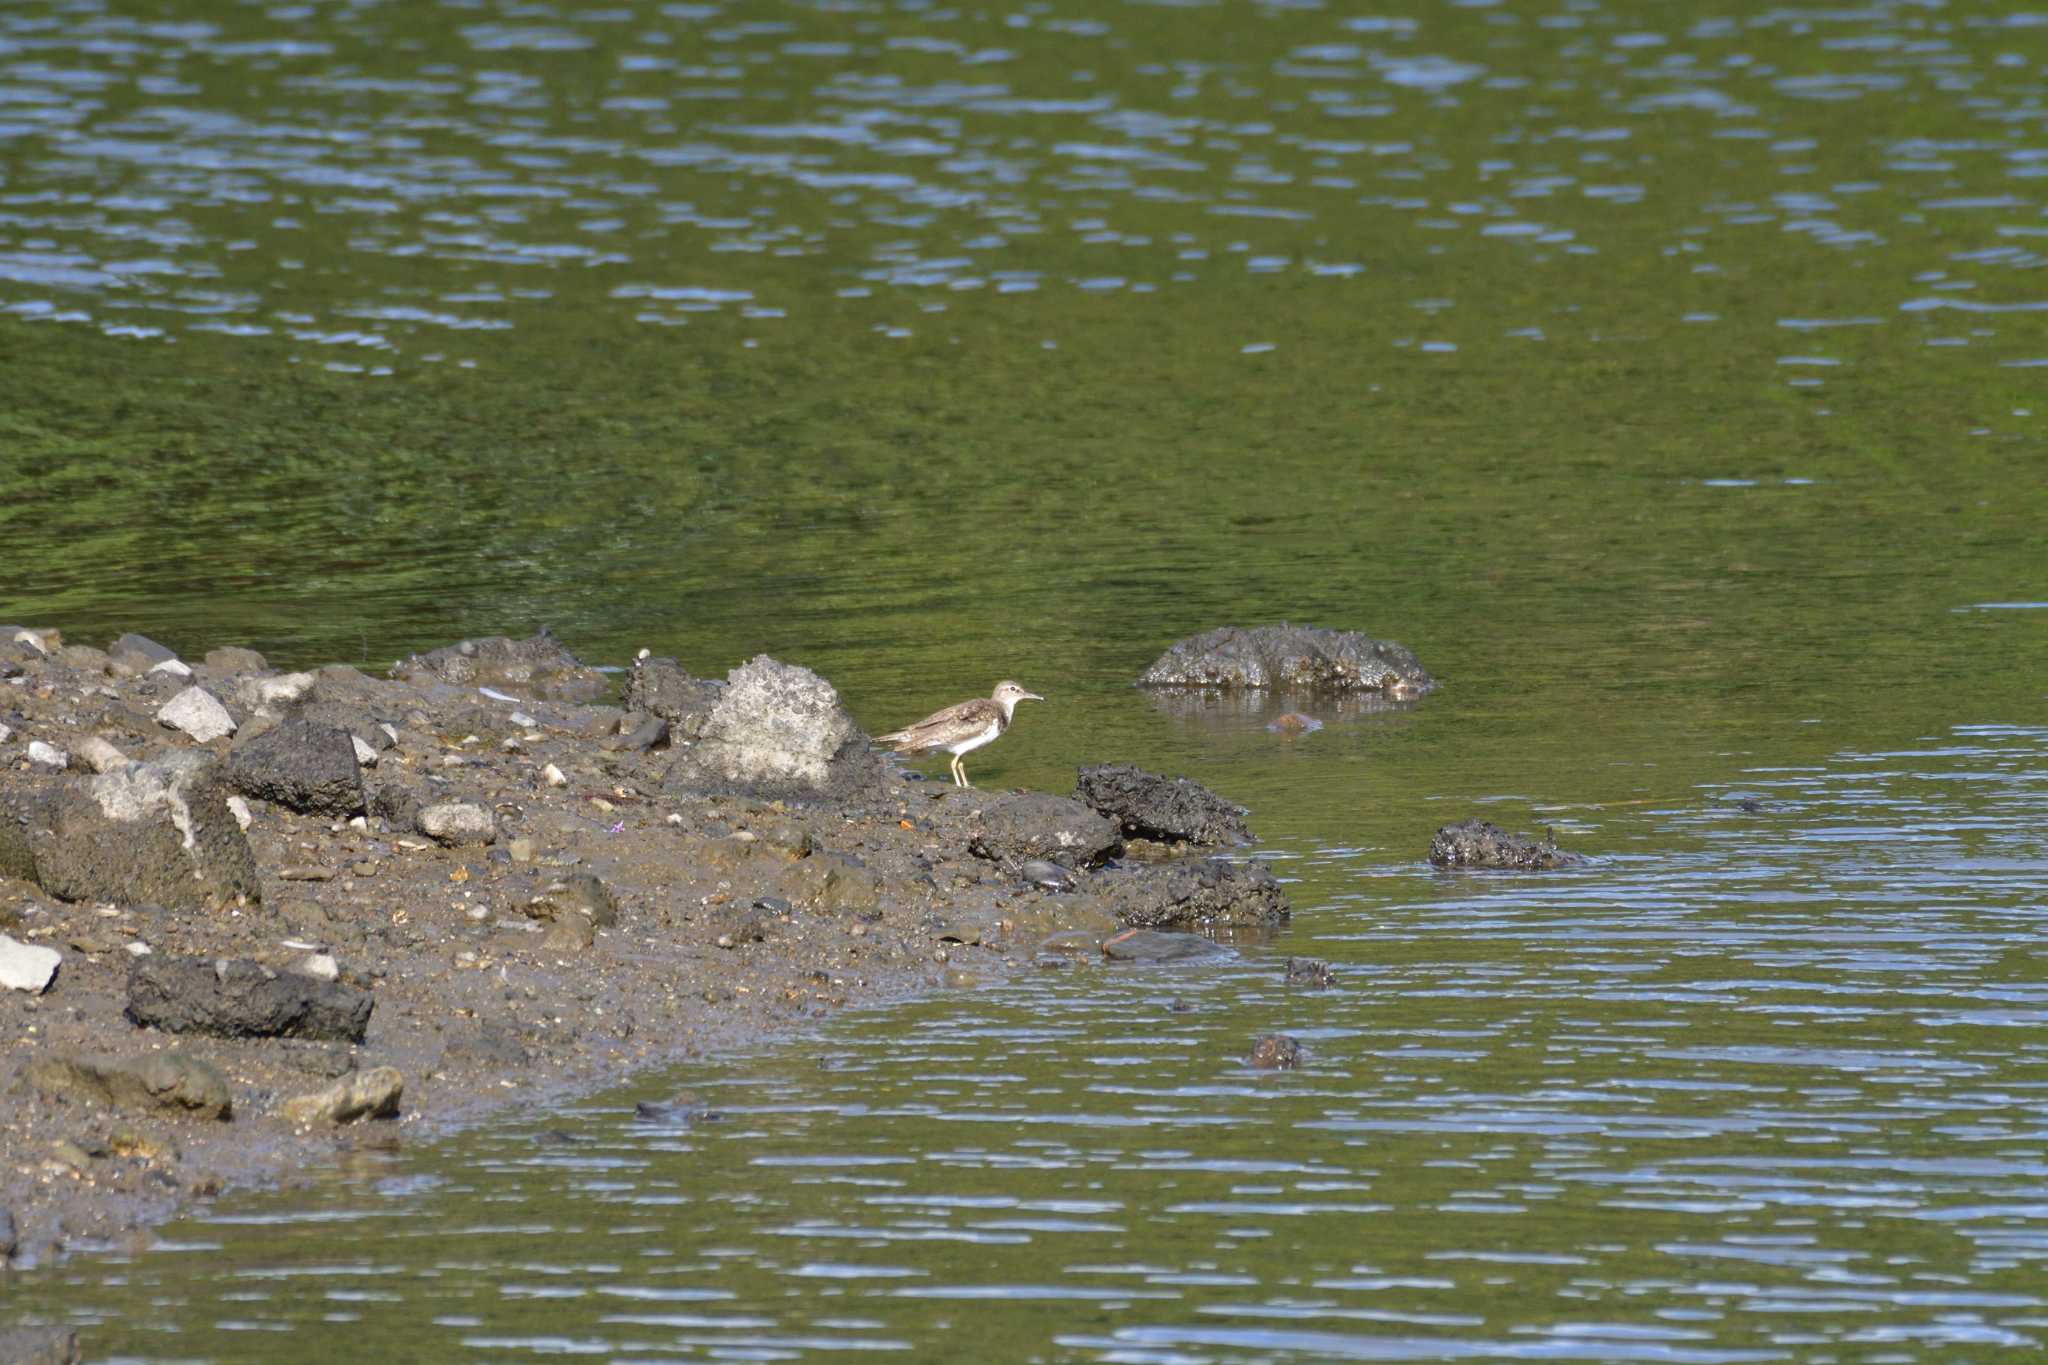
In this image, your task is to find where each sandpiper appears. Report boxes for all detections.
[875,680,1043,788]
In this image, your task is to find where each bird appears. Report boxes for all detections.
[874,680,1043,788]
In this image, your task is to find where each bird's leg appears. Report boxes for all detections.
[952,755,969,787]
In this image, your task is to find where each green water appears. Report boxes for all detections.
[4,0,2047,1357]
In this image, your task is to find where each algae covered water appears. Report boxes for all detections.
[3,0,2046,1357]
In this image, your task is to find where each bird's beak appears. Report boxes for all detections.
[1023,690,1044,702]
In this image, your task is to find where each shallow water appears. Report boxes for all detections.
[2,0,2046,1358]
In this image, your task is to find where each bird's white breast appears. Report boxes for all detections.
[947,719,1002,756]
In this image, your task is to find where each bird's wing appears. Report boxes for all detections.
[875,698,989,750]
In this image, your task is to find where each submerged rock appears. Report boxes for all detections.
[1101,927,1231,963]
[1284,957,1335,989]
[1075,763,1251,846]
[1428,818,1585,870]
[1139,624,1434,697]
[1247,1033,1302,1070]
[127,957,374,1043]
[225,717,366,817]
[0,752,261,909]
[661,655,886,804]
[393,629,607,702]
[1090,857,1290,933]
[0,1326,79,1365]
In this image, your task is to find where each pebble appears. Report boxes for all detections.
[509,710,537,729]
[542,763,567,787]
[76,735,129,773]
[352,735,379,768]
[0,934,62,994]
[508,838,534,863]
[226,795,254,830]
[279,866,336,882]
[250,672,317,708]
[26,739,68,770]
[150,658,194,679]
[299,953,340,981]
[11,628,49,654]
[0,721,11,743]
[418,801,497,846]
[157,684,237,743]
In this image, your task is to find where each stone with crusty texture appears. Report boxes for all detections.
[1248,1033,1302,1070]
[0,933,61,993]
[1075,763,1252,846]
[1088,857,1290,933]
[224,717,365,816]
[526,871,617,927]
[393,630,607,702]
[418,800,497,846]
[127,957,373,1043]
[962,791,1121,870]
[0,752,261,909]
[625,656,724,740]
[0,1326,79,1365]
[1139,624,1434,697]
[24,1052,233,1120]
[661,655,886,803]
[1428,818,1585,870]
[280,1066,403,1125]
[157,684,238,742]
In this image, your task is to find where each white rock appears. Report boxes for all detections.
[11,628,48,654]
[125,941,152,956]
[299,952,340,981]
[419,801,497,845]
[0,934,62,993]
[509,710,537,729]
[77,735,130,774]
[27,739,68,770]
[352,734,379,768]
[239,671,316,711]
[542,763,567,788]
[226,794,254,830]
[158,685,237,743]
[0,721,12,743]
[150,658,194,679]
[378,723,399,745]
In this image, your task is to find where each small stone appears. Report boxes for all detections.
[11,627,50,654]
[0,721,11,743]
[48,1139,95,1174]
[540,916,595,952]
[278,865,335,882]
[27,739,68,770]
[157,685,237,743]
[350,860,377,877]
[299,953,339,981]
[77,735,129,773]
[508,838,534,863]
[0,933,62,993]
[226,795,254,830]
[352,735,379,768]
[542,763,567,788]
[245,672,317,710]
[280,1065,403,1125]
[150,658,194,679]
[509,710,537,729]
[418,801,497,846]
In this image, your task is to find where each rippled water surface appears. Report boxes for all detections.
[3,0,2046,1358]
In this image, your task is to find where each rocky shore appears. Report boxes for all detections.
[1,627,1288,1269]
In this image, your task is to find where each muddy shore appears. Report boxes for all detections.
[1,628,1288,1270]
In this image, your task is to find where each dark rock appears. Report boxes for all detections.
[1102,928,1231,962]
[1018,858,1077,891]
[367,781,425,830]
[1427,818,1585,870]
[1284,957,1335,989]
[526,871,618,928]
[1091,857,1290,933]
[0,1327,80,1365]
[204,645,270,676]
[393,629,607,703]
[602,710,669,753]
[962,791,1120,869]
[1075,763,1252,846]
[109,632,180,674]
[309,663,398,706]
[625,656,724,740]
[57,644,112,674]
[661,655,887,804]
[23,1052,234,1120]
[0,1204,15,1261]
[127,957,374,1043]
[225,717,365,816]
[1139,624,1434,696]
[0,752,261,909]
[1248,1033,1302,1070]
[633,1091,725,1126]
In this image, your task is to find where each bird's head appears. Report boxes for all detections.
[991,680,1043,717]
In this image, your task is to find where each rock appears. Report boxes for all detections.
[661,655,887,804]
[75,735,129,773]
[109,632,180,674]
[772,853,882,914]
[57,644,111,674]
[1101,928,1231,962]
[542,763,567,787]
[298,952,340,981]
[238,671,318,711]
[603,711,669,753]
[26,739,68,770]
[418,800,496,846]
[1285,957,1335,988]
[1266,712,1324,735]
[1248,1033,1302,1070]
[540,916,596,952]
[0,1204,14,1260]
[151,658,194,680]
[127,956,373,1042]
[0,751,261,909]
[226,795,254,830]
[23,1052,233,1120]
[962,791,1120,869]
[0,933,61,992]
[525,871,617,928]
[157,684,237,743]
[224,717,365,816]
[204,645,270,675]
[625,656,724,740]
[0,721,11,743]
[1075,763,1252,846]
[1139,624,1434,696]
[1089,857,1290,933]
[1427,818,1585,870]
[393,630,607,702]
[1017,858,1077,891]
[7,625,51,654]
[280,1065,403,1125]
[0,1327,80,1365]
[351,734,379,767]
[368,781,424,830]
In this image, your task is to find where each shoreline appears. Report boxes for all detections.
[1,628,1286,1270]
